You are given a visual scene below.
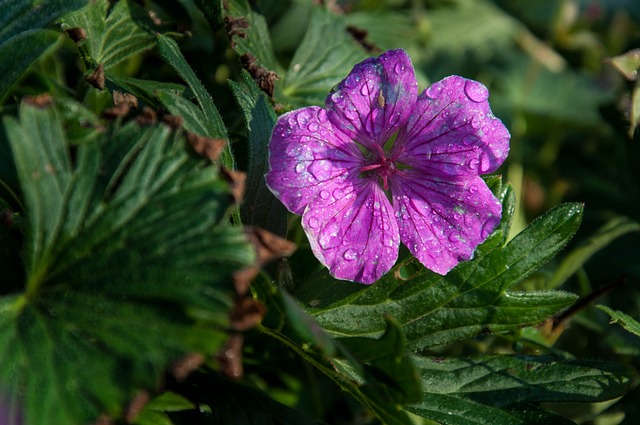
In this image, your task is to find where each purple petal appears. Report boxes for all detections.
[265,106,362,215]
[302,179,399,284]
[390,171,501,275]
[392,76,509,176]
[326,49,418,150]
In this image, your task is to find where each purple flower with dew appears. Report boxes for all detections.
[266,49,510,284]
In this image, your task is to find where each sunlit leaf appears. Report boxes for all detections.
[61,0,157,69]
[281,6,368,107]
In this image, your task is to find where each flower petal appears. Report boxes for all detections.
[326,49,418,149]
[392,76,509,176]
[302,179,399,284]
[265,106,362,215]
[390,171,501,275]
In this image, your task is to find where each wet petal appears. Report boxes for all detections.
[326,49,418,150]
[393,76,509,176]
[302,179,399,284]
[265,106,362,215]
[390,171,501,275]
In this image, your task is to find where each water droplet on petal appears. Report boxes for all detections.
[469,184,478,194]
[295,163,305,174]
[319,190,330,200]
[464,80,489,103]
[308,216,319,229]
[307,122,319,132]
[343,248,357,261]
[332,188,344,199]
[360,83,370,96]
[426,82,443,99]
[467,158,480,170]
[394,61,406,75]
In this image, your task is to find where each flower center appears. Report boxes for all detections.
[359,144,399,190]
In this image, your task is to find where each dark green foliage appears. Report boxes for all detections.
[1,0,639,424]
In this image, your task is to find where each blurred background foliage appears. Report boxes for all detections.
[2,0,640,424]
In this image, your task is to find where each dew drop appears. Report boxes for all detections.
[470,115,483,129]
[333,188,345,199]
[394,61,406,75]
[307,122,319,132]
[467,158,480,170]
[426,83,443,99]
[448,232,460,243]
[343,249,357,261]
[468,184,478,194]
[360,83,370,96]
[464,80,489,103]
[295,163,305,174]
[319,190,330,200]
[462,135,479,147]
[308,216,319,229]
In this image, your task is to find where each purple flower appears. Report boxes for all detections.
[265,49,510,284]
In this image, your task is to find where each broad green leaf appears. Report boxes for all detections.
[408,355,635,425]
[299,202,582,351]
[426,0,518,55]
[230,70,287,235]
[1,100,254,425]
[548,216,640,289]
[61,0,157,69]
[0,0,88,102]
[598,305,640,339]
[281,7,368,107]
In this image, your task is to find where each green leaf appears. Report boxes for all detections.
[224,0,280,73]
[133,392,196,425]
[156,35,228,136]
[598,305,640,339]
[0,0,88,102]
[230,70,287,235]
[605,49,640,81]
[253,280,417,425]
[548,215,640,289]
[1,100,254,425]
[61,0,157,69]
[426,0,519,55]
[106,74,187,107]
[298,202,583,351]
[281,7,368,107]
[408,355,635,425]
[0,30,61,103]
[0,0,87,45]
